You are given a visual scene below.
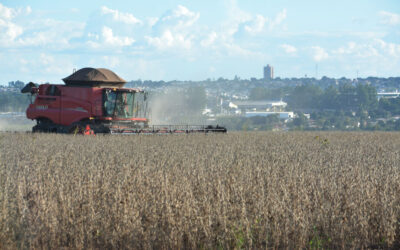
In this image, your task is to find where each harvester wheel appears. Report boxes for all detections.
[32,125,39,133]
[33,118,53,133]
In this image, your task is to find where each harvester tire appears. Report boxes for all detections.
[32,125,39,133]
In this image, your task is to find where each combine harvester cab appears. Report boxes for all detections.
[22,68,226,134]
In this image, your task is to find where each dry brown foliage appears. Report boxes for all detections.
[0,132,400,249]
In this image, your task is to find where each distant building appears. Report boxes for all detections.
[229,100,287,112]
[263,64,274,80]
[377,90,400,100]
[245,111,294,119]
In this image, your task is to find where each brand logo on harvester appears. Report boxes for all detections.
[36,105,48,110]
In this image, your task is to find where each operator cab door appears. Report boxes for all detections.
[43,85,61,124]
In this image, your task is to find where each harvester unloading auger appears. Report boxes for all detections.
[21,68,227,134]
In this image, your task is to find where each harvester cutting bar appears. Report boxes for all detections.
[109,125,227,134]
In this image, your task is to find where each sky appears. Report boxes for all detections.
[0,0,399,84]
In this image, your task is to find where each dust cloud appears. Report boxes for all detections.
[147,87,207,125]
[0,113,35,132]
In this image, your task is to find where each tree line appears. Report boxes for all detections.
[250,83,378,112]
[0,92,31,112]
[246,83,400,130]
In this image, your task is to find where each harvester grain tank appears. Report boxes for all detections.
[22,68,226,134]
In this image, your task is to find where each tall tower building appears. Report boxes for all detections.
[263,64,274,80]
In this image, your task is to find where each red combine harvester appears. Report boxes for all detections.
[21,68,226,134]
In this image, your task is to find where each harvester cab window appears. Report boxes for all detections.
[104,91,117,117]
[103,90,134,118]
[45,85,61,96]
[115,92,133,118]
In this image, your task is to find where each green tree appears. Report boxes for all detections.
[378,97,400,116]
[291,112,308,129]
[249,87,284,100]
[356,84,377,110]
[395,119,400,131]
[287,84,323,109]
[0,92,30,112]
[320,85,339,109]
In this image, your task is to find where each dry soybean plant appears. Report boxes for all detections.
[0,132,400,249]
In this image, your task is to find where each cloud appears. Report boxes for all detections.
[0,4,27,45]
[3,2,399,81]
[0,4,84,49]
[225,0,252,24]
[244,15,268,35]
[334,42,358,55]
[333,40,400,59]
[25,6,32,15]
[10,52,75,80]
[152,5,200,33]
[0,3,30,20]
[269,8,287,30]
[83,6,145,50]
[86,4,285,59]
[16,19,84,48]
[379,11,400,26]
[328,39,400,77]
[0,20,23,42]
[162,5,200,26]
[102,56,120,68]
[39,53,54,65]
[146,30,192,50]
[101,6,142,25]
[147,17,159,27]
[280,44,297,54]
[0,3,15,19]
[234,8,287,38]
[311,46,329,61]
[145,5,200,52]
[223,43,259,57]
[101,26,135,46]
[201,32,217,47]
[373,39,400,57]
[220,0,252,38]
[337,42,377,58]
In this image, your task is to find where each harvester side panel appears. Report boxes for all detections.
[27,95,61,124]
[27,85,98,126]
[59,89,95,125]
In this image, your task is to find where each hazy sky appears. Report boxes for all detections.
[0,0,399,83]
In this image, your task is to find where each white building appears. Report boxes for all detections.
[245,111,294,119]
[377,90,400,100]
[229,100,287,112]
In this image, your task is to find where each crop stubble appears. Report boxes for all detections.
[0,132,399,248]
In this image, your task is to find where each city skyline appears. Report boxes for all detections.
[0,0,399,84]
